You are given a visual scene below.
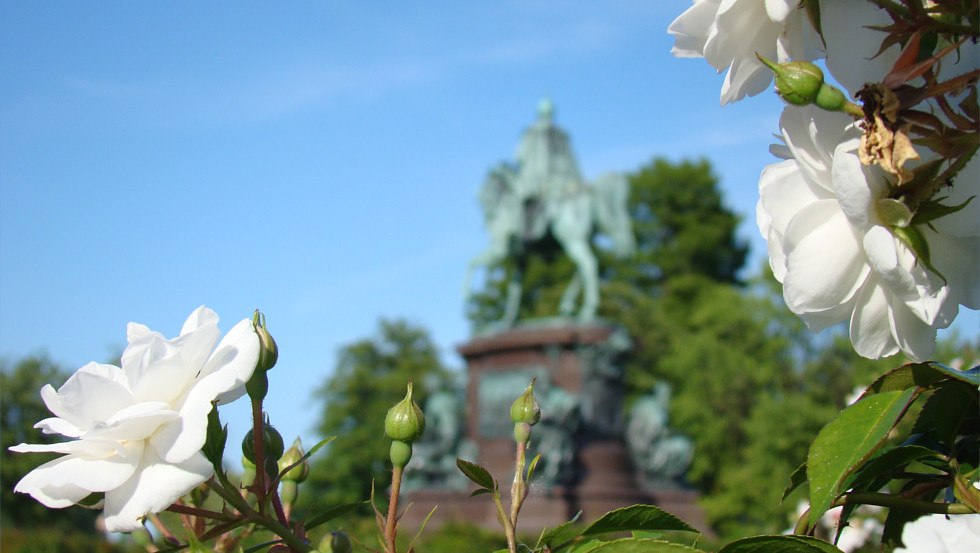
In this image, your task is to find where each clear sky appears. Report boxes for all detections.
[2,1,976,452]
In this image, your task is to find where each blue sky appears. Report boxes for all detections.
[2,2,975,452]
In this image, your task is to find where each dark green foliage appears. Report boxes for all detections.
[305,319,452,507]
[610,158,747,290]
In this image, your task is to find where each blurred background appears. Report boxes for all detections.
[2,2,976,551]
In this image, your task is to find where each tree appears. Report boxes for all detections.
[605,158,748,291]
[305,319,453,508]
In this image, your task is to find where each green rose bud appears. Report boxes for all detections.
[242,418,285,465]
[757,56,824,106]
[510,380,541,426]
[384,382,425,443]
[320,531,353,553]
[278,437,310,484]
[252,309,279,373]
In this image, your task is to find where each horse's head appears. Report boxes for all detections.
[478,162,518,222]
[591,172,636,257]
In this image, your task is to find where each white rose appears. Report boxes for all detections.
[668,0,821,105]
[10,306,259,532]
[757,106,977,359]
[894,514,980,553]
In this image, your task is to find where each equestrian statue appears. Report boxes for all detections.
[463,99,635,328]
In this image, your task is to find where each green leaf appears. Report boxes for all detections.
[807,389,916,528]
[911,380,978,446]
[912,195,975,226]
[304,500,368,530]
[581,504,699,536]
[540,511,583,550]
[863,362,950,395]
[892,225,945,283]
[303,435,337,459]
[832,444,943,541]
[202,403,227,471]
[583,538,702,552]
[782,462,808,502]
[926,362,980,386]
[469,488,492,498]
[845,445,942,492]
[719,535,843,553]
[456,458,496,491]
[527,452,542,481]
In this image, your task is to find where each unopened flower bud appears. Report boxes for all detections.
[278,437,310,483]
[320,531,353,553]
[252,310,279,373]
[510,380,541,426]
[384,382,425,443]
[757,56,824,106]
[242,418,285,465]
[757,55,855,114]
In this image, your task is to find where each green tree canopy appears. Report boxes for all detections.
[305,319,453,508]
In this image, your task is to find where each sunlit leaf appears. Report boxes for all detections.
[719,535,843,553]
[581,504,698,536]
[807,389,916,528]
[456,458,496,491]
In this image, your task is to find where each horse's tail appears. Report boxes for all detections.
[591,172,636,257]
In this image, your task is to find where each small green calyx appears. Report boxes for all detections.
[278,437,310,483]
[320,531,353,553]
[252,309,279,373]
[389,439,413,469]
[510,379,541,426]
[384,381,425,443]
[242,418,285,465]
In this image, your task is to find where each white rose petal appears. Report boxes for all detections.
[10,306,260,532]
[894,514,980,553]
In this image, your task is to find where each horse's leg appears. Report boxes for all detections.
[554,199,600,321]
[500,252,526,327]
[558,273,581,317]
[563,239,599,320]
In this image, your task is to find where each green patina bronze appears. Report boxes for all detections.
[463,100,636,328]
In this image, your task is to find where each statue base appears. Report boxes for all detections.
[401,321,709,534]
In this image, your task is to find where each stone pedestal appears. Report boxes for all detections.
[401,321,708,534]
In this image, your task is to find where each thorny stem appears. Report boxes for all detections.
[272,487,290,527]
[206,478,313,553]
[837,491,976,515]
[385,466,404,553]
[251,401,267,512]
[510,440,528,532]
[492,491,518,553]
[165,503,235,523]
[148,513,179,545]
